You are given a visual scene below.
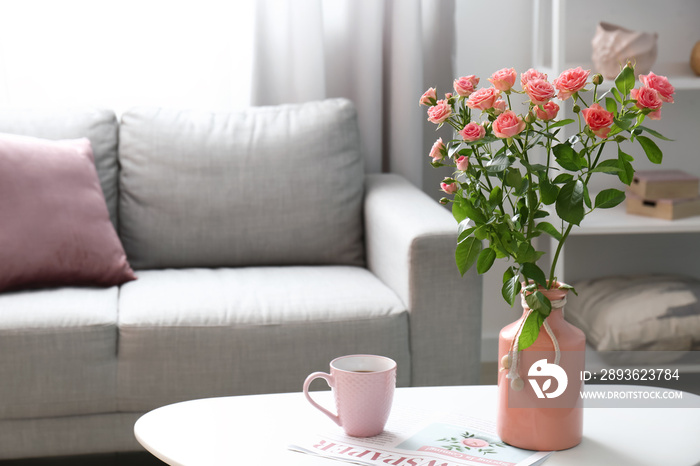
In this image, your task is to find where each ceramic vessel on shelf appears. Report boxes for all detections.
[691,41,700,76]
[496,284,585,451]
[592,21,658,79]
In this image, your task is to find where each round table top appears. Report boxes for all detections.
[134,385,700,466]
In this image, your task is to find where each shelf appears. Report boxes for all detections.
[571,201,700,235]
[539,61,700,92]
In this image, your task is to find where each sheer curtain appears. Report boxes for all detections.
[0,0,455,189]
[0,0,255,116]
[251,0,455,189]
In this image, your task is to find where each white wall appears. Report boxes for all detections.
[455,0,700,362]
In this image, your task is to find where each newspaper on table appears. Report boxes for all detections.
[289,402,551,466]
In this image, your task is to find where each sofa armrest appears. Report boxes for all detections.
[364,174,482,386]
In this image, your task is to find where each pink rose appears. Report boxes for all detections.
[456,156,470,171]
[521,69,548,91]
[553,67,590,100]
[493,99,507,115]
[429,138,446,162]
[454,75,479,97]
[492,111,525,138]
[466,87,500,111]
[427,99,452,124]
[631,86,663,111]
[526,79,555,105]
[462,439,489,448]
[639,72,675,103]
[419,87,437,106]
[440,180,459,194]
[535,101,560,121]
[488,68,517,92]
[581,103,614,138]
[459,122,486,142]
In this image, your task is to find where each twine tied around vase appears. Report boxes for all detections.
[503,294,568,391]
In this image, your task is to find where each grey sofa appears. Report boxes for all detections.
[0,99,482,460]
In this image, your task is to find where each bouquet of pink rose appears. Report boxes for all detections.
[420,63,674,348]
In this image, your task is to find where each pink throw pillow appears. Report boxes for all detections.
[0,133,136,292]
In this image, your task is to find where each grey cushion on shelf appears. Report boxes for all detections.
[0,287,118,419]
[117,266,410,411]
[118,99,365,270]
[565,274,700,363]
[0,108,120,229]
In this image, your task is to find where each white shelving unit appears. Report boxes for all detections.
[532,0,700,282]
[532,0,700,90]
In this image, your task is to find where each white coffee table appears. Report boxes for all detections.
[134,385,700,465]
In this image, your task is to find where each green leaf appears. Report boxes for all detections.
[617,148,635,185]
[637,135,663,164]
[515,243,544,264]
[522,263,547,289]
[538,176,559,205]
[518,311,544,350]
[556,180,585,225]
[521,160,548,172]
[558,283,578,295]
[614,65,635,96]
[583,184,592,209]
[613,113,636,131]
[553,143,583,171]
[454,196,487,224]
[452,197,467,222]
[525,290,552,315]
[605,97,617,114]
[553,173,574,184]
[489,186,503,206]
[611,87,623,103]
[502,271,522,307]
[485,154,513,173]
[505,168,523,190]
[589,159,622,174]
[536,221,563,241]
[457,218,475,238]
[595,188,626,209]
[547,118,575,129]
[637,125,673,141]
[455,237,482,276]
[477,247,497,274]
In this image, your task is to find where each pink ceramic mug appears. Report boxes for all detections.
[303,354,397,437]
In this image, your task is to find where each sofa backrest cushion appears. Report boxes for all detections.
[0,108,120,229]
[118,99,365,269]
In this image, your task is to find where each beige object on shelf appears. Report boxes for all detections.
[628,170,700,200]
[626,192,700,220]
[691,41,700,76]
[592,22,658,79]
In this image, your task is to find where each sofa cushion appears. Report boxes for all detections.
[117,266,409,411]
[118,99,365,270]
[0,134,136,292]
[0,287,119,420]
[0,108,120,229]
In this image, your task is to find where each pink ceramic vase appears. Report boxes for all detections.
[496,285,585,451]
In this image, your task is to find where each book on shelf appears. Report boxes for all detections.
[626,170,700,220]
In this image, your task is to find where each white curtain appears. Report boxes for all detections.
[251,0,455,189]
[0,0,255,117]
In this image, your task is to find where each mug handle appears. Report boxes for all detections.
[303,372,341,427]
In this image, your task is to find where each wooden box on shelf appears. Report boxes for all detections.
[628,170,699,200]
[626,192,700,220]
